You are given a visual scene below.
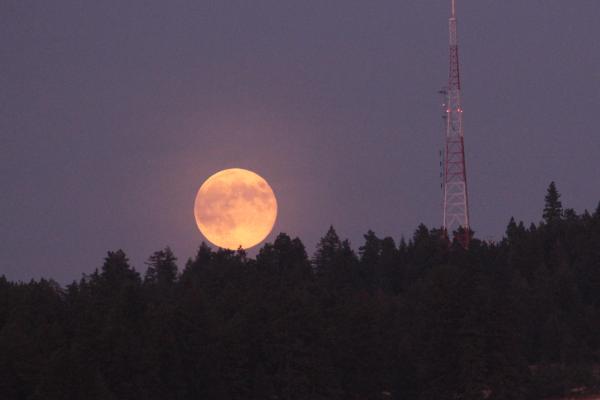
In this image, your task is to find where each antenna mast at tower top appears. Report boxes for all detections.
[442,0,471,247]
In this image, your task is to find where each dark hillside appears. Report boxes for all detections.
[1,183,599,399]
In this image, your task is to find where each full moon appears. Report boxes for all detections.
[193,168,278,250]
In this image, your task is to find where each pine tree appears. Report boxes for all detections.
[98,249,141,289]
[358,230,381,289]
[313,226,342,276]
[144,247,178,288]
[543,182,563,223]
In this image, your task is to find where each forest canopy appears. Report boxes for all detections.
[1,183,599,400]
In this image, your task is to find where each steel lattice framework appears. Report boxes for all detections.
[442,0,470,246]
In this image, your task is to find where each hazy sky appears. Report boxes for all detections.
[2,0,600,282]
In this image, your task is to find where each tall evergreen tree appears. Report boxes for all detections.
[97,249,141,289]
[313,227,359,291]
[543,181,563,223]
[144,247,178,288]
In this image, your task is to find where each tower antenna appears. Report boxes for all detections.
[442,0,471,247]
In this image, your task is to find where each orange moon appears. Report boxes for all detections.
[193,168,278,250]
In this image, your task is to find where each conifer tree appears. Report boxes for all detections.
[144,247,178,287]
[543,182,563,223]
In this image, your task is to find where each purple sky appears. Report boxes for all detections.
[2,1,600,282]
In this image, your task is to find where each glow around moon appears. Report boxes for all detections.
[193,168,278,250]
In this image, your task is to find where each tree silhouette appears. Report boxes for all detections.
[144,247,178,288]
[543,181,563,223]
[0,183,599,399]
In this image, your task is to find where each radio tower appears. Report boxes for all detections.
[442,0,470,247]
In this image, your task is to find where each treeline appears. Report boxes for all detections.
[1,182,599,399]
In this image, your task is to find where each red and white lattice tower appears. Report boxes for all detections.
[442,0,470,246]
